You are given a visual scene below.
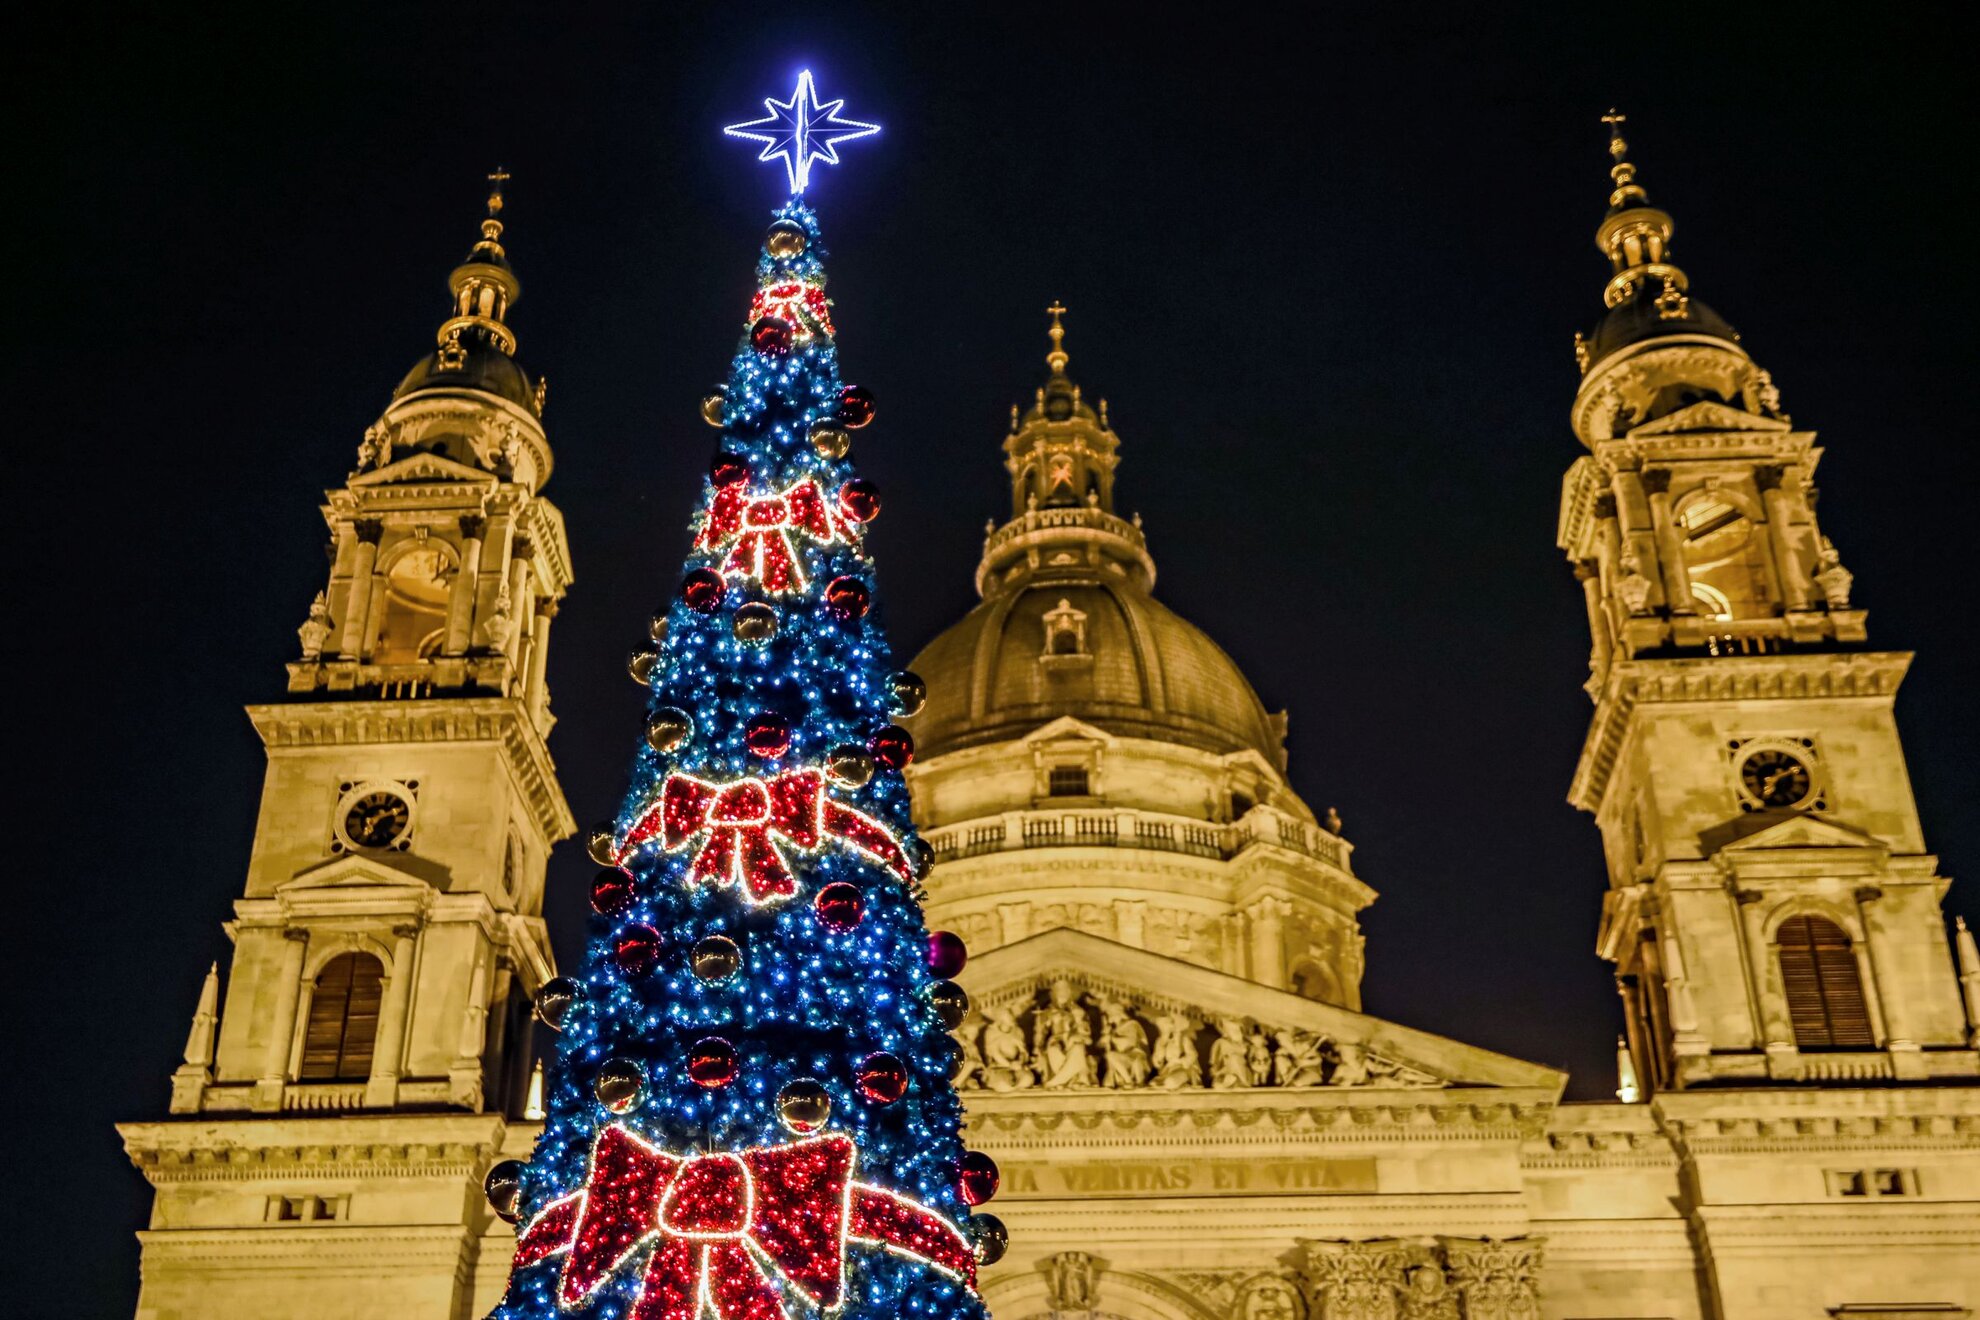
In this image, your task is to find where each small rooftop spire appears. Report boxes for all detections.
[1602,110,1650,212]
[437,169,522,358]
[1046,301,1069,375]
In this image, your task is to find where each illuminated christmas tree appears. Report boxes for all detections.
[485,74,1000,1320]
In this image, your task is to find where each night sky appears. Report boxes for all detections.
[17,4,1978,1314]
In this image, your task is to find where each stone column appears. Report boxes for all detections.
[1854,887,1916,1073]
[1245,895,1290,990]
[526,599,558,728]
[338,520,384,659]
[365,925,420,1108]
[450,947,492,1109]
[1573,560,1612,679]
[1641,469,1694,614]
[1755,465,1813,610]
[254,929,309,1111]
[443,514,486,656]
[1735,889,1795,1065]
[505,536,536,667]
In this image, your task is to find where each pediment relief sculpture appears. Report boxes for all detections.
[957,973,1443,1093]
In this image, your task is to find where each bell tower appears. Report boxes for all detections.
[1556,118,1979,1092]
[121,177,575,1320]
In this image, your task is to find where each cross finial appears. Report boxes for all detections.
[486,166,511,216]
[1601,110,1628,160]
[1046,301,1069,374]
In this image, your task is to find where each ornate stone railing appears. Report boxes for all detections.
[928,806,1347,871]
[980,506,1147,560]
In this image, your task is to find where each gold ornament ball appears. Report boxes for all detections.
[700,393,726,427]
[809,426,852,460]
[766,221,808,258]
[777,1078,832,1132]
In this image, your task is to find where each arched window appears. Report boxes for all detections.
[299,952,385,1081]
[1776,915,1874,1048]
[373,545,452,664]
[1677,493,1773,620]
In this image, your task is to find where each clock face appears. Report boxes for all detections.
[1740,748,1813,808]
[344,790,411,848]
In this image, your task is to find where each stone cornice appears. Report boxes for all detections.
[1571,652,1913,812]
[246,697,575,842]
[119,1113,511,1184]
[961,1085,1561,1150]
[1651,1089,1980,1157]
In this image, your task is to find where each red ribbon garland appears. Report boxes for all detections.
[512,1127,976,1320]
[619,769,911,904]
[749,282,835,340]
[697,480,844,593]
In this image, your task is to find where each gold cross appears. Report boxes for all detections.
[486,166,511,215]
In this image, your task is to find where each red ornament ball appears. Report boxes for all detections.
[614,924,664,978]
[591,868,635,917]
[681,569,725,613]
[837,384,877,428]
[815,882,866,931]
[957,1151,1000,1206]
[823,576,871,622]
[836,479,882,524]
[928,930,968,979]
[752,317,795,355]
[857,1052,909,1104]
[688,1037,739,1088]
[710,452,750,487]
[743,713,792,758]
[870,724,915,770]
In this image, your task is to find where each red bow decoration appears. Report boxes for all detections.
[749,281,835,340]
[619,769,911,905]
[513,1127,975,1320]
[698,480,846,592]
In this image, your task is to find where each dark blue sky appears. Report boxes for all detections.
[17,3,1977,1314]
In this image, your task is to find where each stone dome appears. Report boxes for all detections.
[394,335,536,410]
[907,577,1284,767]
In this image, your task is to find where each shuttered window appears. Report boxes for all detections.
[1777,916,1875,1048]
[299,953,385,1081]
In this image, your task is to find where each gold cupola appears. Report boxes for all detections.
[394,170,540,415]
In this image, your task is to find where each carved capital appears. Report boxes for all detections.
[458,514,487,541]
[1640,468,1672,496]
[1572,559,1599,583]
[1591,492,1618,520]
[510,535,535,561]
[353,518,386,546]
[1753,463,1785,493]
[536,598,560,620]
[1436,1235,1543,1320]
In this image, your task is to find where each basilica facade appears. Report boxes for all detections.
[121,132,1980,1320]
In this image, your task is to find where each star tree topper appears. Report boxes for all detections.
[725,70,879,193]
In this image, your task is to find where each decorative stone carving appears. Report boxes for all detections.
[1394,1260,1459,1320]
[1098,994,1152,1089]
[1035,978,1098,1087]
[296,592,333,661]
[1752,366,1784,417]
[1236,1274,1307,1320]
[1437,1237,1542,1320]
[356,421,391,472]
[1149,1007,1202,1088]
[1616,554,1654,614]
[483,588,514,650]
[1042,1249,1099,1312]
[1210,1015,1252,1088]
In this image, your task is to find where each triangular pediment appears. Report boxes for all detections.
[954,928,1561,1094]
[352,451,496,486]
[1626,400,1791,436]
[1718,812,1887,854]
[1022,715,1118,748]
[278,852,434,892]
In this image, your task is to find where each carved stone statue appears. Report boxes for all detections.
[1034,979,1097,1088]
[1209,1016,1251,1089]
[1097,995,1151,1089]
[1273,1028,1326,1087]
[980,1005,1034,1091]
[1815,537,1854,610]
[297,591,333,661]
[1329,1041,1371,1087]
[483,589,515,650]
[1752,366,1783,417]
[1041,1249,1098,1312]
[1616,554,1654,614]
[1244,1025,1274,1086]
[1149,1008,1201,1088]
[355,421,391,472]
